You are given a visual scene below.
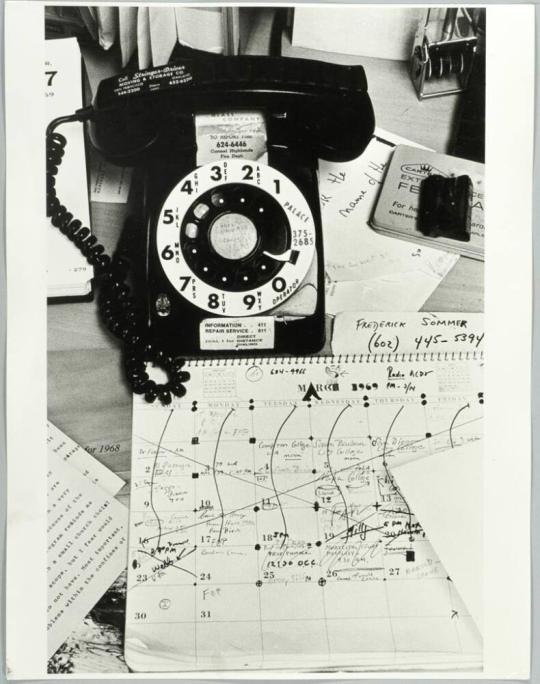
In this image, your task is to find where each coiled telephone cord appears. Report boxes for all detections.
[46,112,190,404]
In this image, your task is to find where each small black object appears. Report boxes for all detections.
[418,174,472,242]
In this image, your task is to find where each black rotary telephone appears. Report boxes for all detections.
[47,55,375,404]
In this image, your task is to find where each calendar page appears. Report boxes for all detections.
[125,352,483,672]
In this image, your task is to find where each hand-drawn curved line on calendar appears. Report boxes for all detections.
[150,408,175,549]
[326,404,352,542]
[269,405,297,548]
[212,408,235,544]
[139,413,483,545]
[449,403,470,448]
[135,425,383,544]
[379,406,415,548]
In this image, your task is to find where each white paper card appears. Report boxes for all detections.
[47,452,128,658]
[137,7,152,70]
[90,155,132,204]
[149,7,178,67]
[175,7,225,53]
[47,421,125,496]
[292,7,423,60]
[195,111,267,165]
[325,267,456,316]
[332,312,484,355]
[391,440,483,632]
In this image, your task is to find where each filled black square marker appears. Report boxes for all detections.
[249,437,256,444]
[192,473,199,479]
[406,550,415,562]
[191,437,199,445]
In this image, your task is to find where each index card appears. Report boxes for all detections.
[332,312,484,355]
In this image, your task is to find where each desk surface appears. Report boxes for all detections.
[46,25,483,671]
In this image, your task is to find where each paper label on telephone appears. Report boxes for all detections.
[200,317,274,350]
[195,111,267,165]
[90,157,133,203]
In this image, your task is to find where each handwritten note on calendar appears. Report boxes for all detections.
[125,353,483,672]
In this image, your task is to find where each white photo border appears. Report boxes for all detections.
[3,1,535,679]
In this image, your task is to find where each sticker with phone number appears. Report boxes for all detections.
[200,317,274,350]
[195,112,267,165]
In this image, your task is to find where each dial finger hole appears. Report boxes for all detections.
[193,203,210,220]
[185,222,198,239]
[211,192,226,208]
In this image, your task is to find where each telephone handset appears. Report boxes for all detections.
[47,55,375,404]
